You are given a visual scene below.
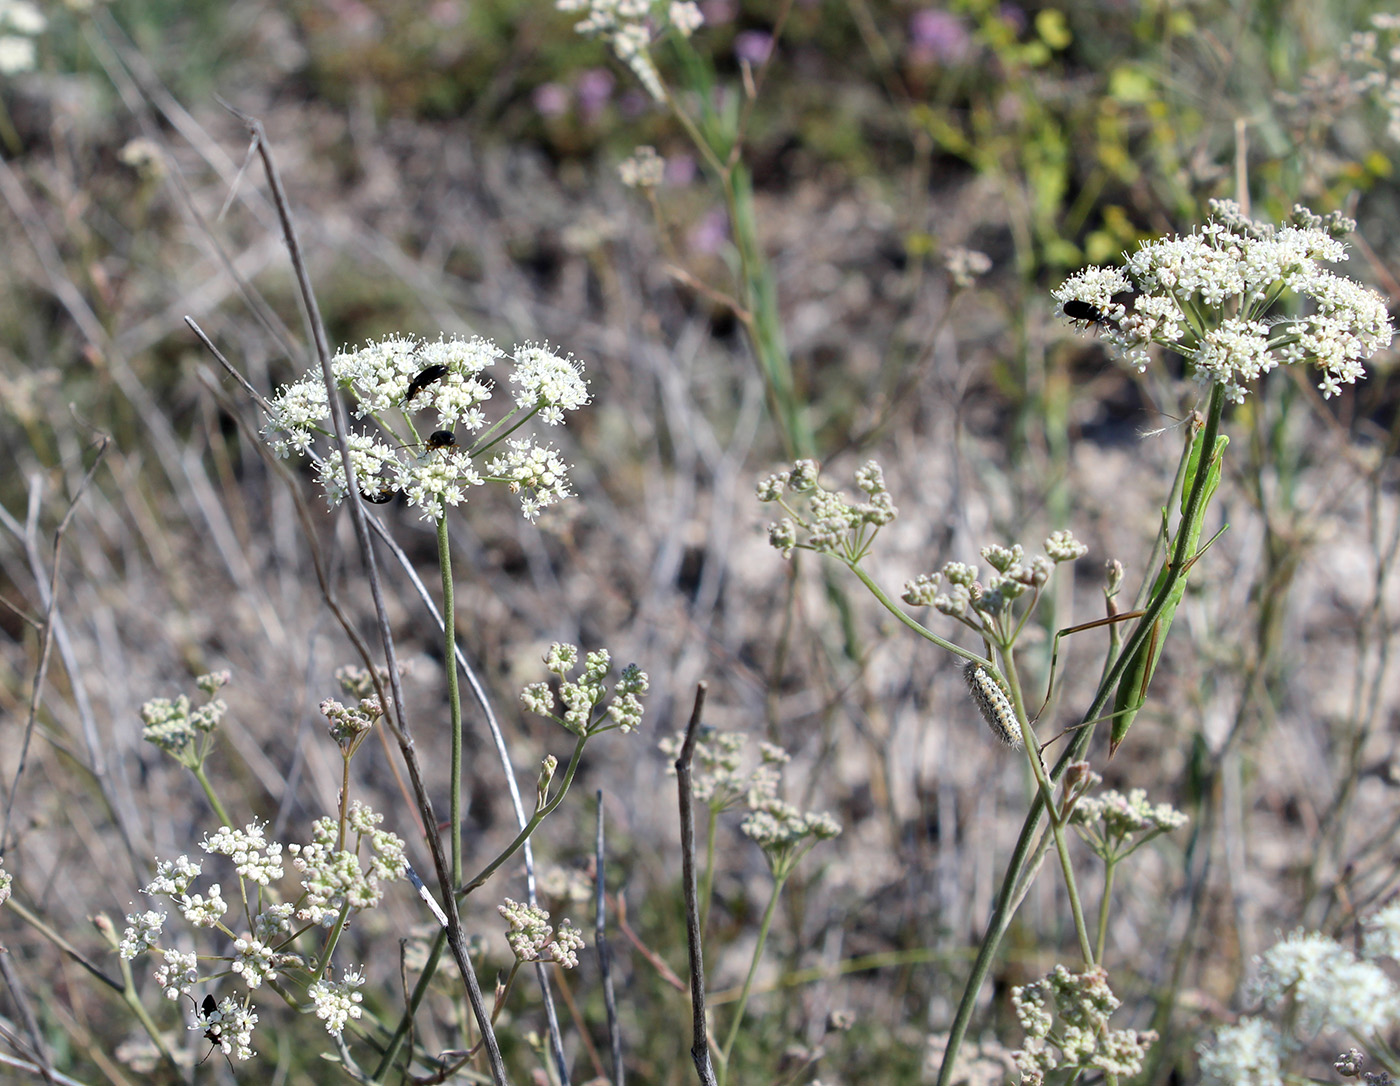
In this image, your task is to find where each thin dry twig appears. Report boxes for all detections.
[189,315,572,1076]
[2,438,109,857]
[0,437,107,1086]
[674,682,718,1086]
[225,105,508,1085]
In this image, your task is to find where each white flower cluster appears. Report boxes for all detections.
[519,642,650,736]
[262,334,589,522]
[741,800,842,874]
[118,908,166,960]
[659,728,839,877]
[1300,14,1400,147]
[1069,787,1188,860]
[657,728,747,805]
[154,949,198,1001]
[0,0,45,76]
[1057,202,1393,404]
[1013,965,1158,1084]
[901,533,1085,626]
[497,898,586,968]
[619,145,666,189]
[555,0,703,102]
[758,459,898,561]
[197,996,258,1062]
[203,822,284,887]
[944,246,992,288]
[288,803,407,926]
[320,696,381,748]
[308,968,366,1037]
[1199,907,1400,1085]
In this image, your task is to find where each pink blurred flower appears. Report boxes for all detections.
[665,152,698,186]
[701,0,736,25]
[688,207,729,255]
[908,9,970,65]
[999,3,1027,34]
[533,82,570,118]
[428,1,462,27]
[734,30,773,64]
[575,68,616,120]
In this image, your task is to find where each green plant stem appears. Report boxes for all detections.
[438,514,464,886]
[845,562,986,665]
[312,902,352,982]
[191,765,232,828]
[935,380,1228,1086]
[1096,860,1117,965]
[716,873,788,1086]
[374,928,448,1079]
[458,733,590,896]
[1000,654,1094,967]
[115,955,180,1073]
[700,806,719,940]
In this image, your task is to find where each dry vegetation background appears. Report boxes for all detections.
[3,0,1400,1082]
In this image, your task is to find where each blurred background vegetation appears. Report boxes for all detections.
[3,0,1400,1081]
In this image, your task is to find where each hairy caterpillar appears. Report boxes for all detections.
[963,661,1022,748]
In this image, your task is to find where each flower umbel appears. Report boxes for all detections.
[1070,787,1188,862]
[660,728,840,878]
[1198,900,1400,1085]
[498,898,586,968]
[556,0,704,100]
[519,642,650,737]
[140,672,230,770]
[758,459,898,563]
[1057,202,1393,403]
[263,334,588,521]
[1012,965,1158,1084]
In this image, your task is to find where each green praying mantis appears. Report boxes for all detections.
[1035,420,1228,757]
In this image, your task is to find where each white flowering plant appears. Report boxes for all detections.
[1198,903,1400,1085]
[1012,965,1159,1085]
[263,333,589,522]
[744,203,1395,1086]
[112,675,414,1065]
[555,0,704,102]
[758,458,1090,751]
[657,726,839,1086]
[1055,201,1393,404]
[119,633,650,1071]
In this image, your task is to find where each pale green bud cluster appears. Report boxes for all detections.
[661,728,840,877]
[520,643,650,736]
[758,459,898,563]
[498,897,586,968]
[1070,787,1188,859]
[901,533,1086,642]
[1012,965,1158,1084]
[139,672,231,770]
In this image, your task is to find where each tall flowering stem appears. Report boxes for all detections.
[936,204,1395,1084]
[935,378,1229,1086]
[715,876,786,1086]
[438,511,464,886]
